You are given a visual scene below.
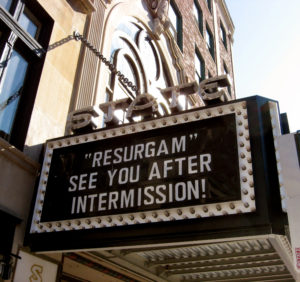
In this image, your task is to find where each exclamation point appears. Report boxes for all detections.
[202,179,206,198]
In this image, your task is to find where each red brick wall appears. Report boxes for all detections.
[172,0,235,97]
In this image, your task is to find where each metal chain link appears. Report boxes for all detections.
[0,32,139,112]
[0,87,22,111]
[73,31,139,94]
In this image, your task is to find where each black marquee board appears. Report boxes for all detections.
[41,113,240,222]
[26,96,287,252]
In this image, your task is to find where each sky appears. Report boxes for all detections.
[225,0,300,133]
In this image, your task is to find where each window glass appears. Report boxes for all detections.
[193,1,203,35]
[168,4,177,39]
[206,0,211,12]
[206,25,214,59]
[0,0,12,12]
[220,22,227,49]
[0,50,28,135]
[18,10,38,38]
[195,51,205,82]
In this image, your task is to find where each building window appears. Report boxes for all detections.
[168,0,183,50]
[195,49,205,83]
[223,62,232,96]
[206,24,214,60]
[220,21,227,50]
[0,0,13,12]
[193,0,203,35]
[206,0,212,13]
[0,1,53,149]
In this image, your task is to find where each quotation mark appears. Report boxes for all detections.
[189,133,198,140]
[85,153,92,159]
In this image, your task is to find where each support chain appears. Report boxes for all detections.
[73,31,139,94]
[0,31,140,113]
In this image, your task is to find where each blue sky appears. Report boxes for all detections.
[226,0,300,132]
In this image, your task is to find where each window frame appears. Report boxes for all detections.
[206,0,212,13]
[220,21,227,50]
[169,0,183,51]
[0,0,53,149]
[193,0,203,36]
[206,23,214,60]
[195,48,205,83]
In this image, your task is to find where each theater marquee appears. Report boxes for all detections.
[30,100,255,234]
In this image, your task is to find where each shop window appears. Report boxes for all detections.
[206,24,214,60]
[168,0,183,51]
[195,48,205,83]
[193,0,203,36]
[220,21,227,50]
[0,0,53,149]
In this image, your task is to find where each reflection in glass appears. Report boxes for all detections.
[0,0,12,12]
[0,50,28,135]
[18,10,38,38]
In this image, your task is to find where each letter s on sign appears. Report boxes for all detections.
[30,264,43,282]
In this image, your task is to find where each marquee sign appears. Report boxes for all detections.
[30,100,255,234]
